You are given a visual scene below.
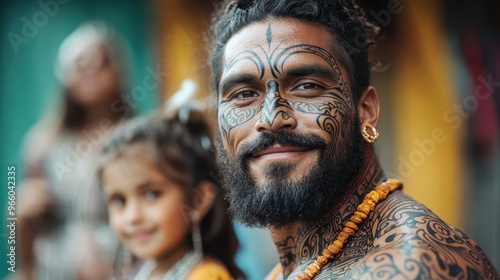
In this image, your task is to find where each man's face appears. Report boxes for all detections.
[216,19,364,227]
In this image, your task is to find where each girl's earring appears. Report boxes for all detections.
[191,212,203,257]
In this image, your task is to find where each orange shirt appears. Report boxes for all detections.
[187,260,234,280]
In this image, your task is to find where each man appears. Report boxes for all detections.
[209,0,500,279]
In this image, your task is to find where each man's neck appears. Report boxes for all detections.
[270,147,385,277]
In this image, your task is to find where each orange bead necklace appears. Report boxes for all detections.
[268,179,403,280]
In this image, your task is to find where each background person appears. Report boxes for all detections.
[17,22,132,280]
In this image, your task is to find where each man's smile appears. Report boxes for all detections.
[252,144,314,161]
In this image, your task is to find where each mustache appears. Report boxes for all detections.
[236,131,327,160]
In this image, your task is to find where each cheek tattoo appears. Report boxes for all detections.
[219,24,354,143]
[290,91,350,147]
[219,104,263,142]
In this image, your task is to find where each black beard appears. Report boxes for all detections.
[216,117,365,228]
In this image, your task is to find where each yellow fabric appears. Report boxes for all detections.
[393,1,463,227]
[156,0,212,100]
[187,261,234,280]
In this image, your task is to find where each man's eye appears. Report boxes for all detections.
[235,91,258,99]
[144,190,161,200]
[296,83,322,90]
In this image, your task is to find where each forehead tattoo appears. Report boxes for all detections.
[219,24,354,144]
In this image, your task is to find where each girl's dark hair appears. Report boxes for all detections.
[98,106,244,279]
[209,0,379,104]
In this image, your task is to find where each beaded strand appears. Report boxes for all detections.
[295,179,403,280]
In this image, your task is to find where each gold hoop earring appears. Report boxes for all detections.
[362,124,379,143]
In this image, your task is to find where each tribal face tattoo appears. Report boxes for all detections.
[218,22,353,145]
[216,20,364,226]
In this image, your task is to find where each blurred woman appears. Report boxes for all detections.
[17,21,132,280]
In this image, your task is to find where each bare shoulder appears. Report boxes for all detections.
[345,191,500,279]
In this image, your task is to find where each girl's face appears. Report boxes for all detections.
[101,144,191,260]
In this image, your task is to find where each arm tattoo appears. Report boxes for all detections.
[342,192,500,279]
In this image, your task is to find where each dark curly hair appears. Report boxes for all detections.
[209,0,379,103]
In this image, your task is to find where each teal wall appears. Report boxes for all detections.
[0,0,158,277]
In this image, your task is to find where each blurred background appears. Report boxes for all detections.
[1,0,499,279]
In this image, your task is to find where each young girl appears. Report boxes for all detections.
[98,105,244,279]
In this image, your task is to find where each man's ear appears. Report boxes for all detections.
[357,86,380,127]
[191,181,217,219]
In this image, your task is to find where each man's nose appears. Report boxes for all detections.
[254,80,297,133]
